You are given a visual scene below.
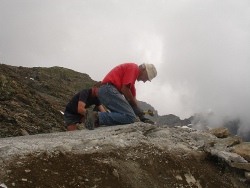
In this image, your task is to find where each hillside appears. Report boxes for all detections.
[0,64,96,137]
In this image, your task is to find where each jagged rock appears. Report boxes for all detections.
[208,135,250,172]
[210,149,248,164]
[208,127,231,138]
[245,171,250,180]
[231,142,250,162]
[221,136,242,147]
[212,136,242,151]
[231,163,250,171]
[20,129,29,136]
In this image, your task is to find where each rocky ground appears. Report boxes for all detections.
[0,123,250,188]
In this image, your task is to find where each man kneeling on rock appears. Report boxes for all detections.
[84,62,157,130]
[64,83,106,131]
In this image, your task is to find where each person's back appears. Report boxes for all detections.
[102,63,139,96]
[64,87,105,131]
[66,89,101,114]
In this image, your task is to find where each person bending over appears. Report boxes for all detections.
[85,62,157,129]
[64,84,106,131]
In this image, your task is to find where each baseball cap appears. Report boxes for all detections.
[144,63,157,81]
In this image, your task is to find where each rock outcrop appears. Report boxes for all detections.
[0,123,250,187]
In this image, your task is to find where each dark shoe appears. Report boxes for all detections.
[85,110,98,130]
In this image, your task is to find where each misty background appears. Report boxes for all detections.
[0,0,250,137]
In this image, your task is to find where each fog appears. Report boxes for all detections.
[0,0,250,137]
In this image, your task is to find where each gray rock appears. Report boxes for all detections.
[232,142,250,162]
[0,123,249,188]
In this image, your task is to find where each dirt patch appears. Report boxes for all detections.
[1,144,248,188]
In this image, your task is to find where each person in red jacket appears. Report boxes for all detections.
[85,63,157,129]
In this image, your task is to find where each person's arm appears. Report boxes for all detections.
[77,101,87,116]
[121,84,155,125]
[121,84,137,107]
[97,105,106,112]
[121,84,144,117]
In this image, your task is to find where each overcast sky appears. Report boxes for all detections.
[0,0,250,135]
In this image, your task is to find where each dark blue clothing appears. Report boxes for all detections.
[65,89,101,115]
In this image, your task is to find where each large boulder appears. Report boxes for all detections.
[208,127,231,138]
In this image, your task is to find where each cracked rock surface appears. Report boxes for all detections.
[0,123,249,188]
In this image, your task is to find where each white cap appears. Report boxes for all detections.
[144,63,157,81]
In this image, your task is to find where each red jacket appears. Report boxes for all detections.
[102,63,139,97]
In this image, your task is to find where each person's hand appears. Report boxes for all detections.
[132,106,144,117]
[133,106,155,124]
[139,117,156,125]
